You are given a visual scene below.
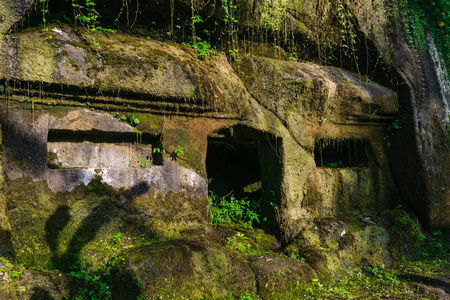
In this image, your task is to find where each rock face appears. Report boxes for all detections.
[110,240,257,299]
[0,25,399,242]
[0,0,448,298]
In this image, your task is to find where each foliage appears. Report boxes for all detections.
[128,114,139,127]
[111,113,139,127]
[385,119,401,148]
[326,161,343,168]
[153,143,165,154]
[208,191,261,229]
[226,232,254,255]
[69,269,111,300]
[66,232,127,300]
[183,37,217,59]
[390,205,450,259]
[39,0,49,32]
[71,0,101,48]
[401,0,450,74]
[366,264,398,282]
[114,0,140,30]
[173,145,184,157]
[137,155,150,168]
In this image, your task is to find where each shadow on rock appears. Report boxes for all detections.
[45,200,114,271]
[0,229,15,260]
[30,287,56,300]
[110,239,256,299]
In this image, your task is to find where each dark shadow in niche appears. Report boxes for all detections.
[150,140,164,166]
[314,139,369,168]
[30,287,56,300]
[206,125,283,237]
[47,129,164,167]
[47,129,158,145]
[0,229,15,260]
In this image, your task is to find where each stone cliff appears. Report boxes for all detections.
[0,0,448,298]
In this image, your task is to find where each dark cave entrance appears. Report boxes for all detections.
[314,139,369,168]
[206,125,282,233]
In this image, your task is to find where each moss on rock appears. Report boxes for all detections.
[110,239,257,299]
[249,254,316,300]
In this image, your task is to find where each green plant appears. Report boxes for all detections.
[326,160,344,168]
[386,119,402,148]
[70,269,111,299]
[173,145,184,157]
[183,36,217,58]
[71,0,101,49]
[112,113,139,127]
[401,0,450,75]
[366,264,398,282]
[153,144,166,154]
[40,0,49,32]
[128,114,139,127]
[137,155,150,167]
[208,191,261,229]
[112,232,123,244]
[240,293,254,300]
[9,270,21,279]
[114,0,140,30]
[226,232,253,254]
[85,101,94,110]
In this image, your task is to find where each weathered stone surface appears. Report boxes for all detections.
[284,217,393,279]
[249,254,316,300]
[0,0,35,34]
[110,240,257,299]
[0,24,401,242]
[0,259,83,299]
[0,1,446,298]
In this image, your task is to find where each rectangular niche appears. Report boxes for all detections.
[314,139,369,168]
[47,130,161,169]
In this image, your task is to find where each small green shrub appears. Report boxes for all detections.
[69,269,111,300]
[173,145,184,157]
[111,113,139,127]
[366,264,398,282]
[208,192,261,229]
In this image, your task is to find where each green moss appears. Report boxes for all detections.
[164,128,202,171]
[111,240,256,299]
[133,113,164,134]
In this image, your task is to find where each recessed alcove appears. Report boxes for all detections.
[314,139,369,168]
[206,125,282,232]
[47,130,162,169]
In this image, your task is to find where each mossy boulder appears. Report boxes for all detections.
[284,217,392,280]
[0,258,83,299]
[110,239,257,299]
[249,254,316,300]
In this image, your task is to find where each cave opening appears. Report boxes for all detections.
[206,125,282,234]
[314,139,369,168]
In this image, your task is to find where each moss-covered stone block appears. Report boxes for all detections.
[110,239,256,299]
[249,254,316,300]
